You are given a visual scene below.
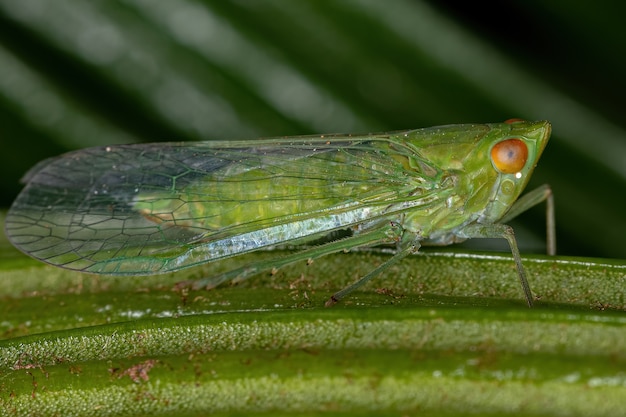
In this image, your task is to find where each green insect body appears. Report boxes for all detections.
[5,120,554,306]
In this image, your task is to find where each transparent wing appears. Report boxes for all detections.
[5,135,449,274]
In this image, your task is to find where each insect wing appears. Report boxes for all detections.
[5,136,447,274]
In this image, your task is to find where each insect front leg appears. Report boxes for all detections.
[455,223,533,307]
[499,184,556,256]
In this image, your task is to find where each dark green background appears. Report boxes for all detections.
[0,0,624,258]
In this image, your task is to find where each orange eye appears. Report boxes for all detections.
[491,139,528,174]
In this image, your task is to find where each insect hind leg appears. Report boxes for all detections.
[182,227,395,297]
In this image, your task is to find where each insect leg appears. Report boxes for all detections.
[456,223,533,307]
[324,238,420,307]
[187,227,394,292]
[499,184,556,256]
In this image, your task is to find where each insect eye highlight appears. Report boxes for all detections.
[491,138,528,174]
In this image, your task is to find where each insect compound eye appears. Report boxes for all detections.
[491,138,528,174]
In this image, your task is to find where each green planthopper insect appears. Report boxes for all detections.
[5,119,554,306]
